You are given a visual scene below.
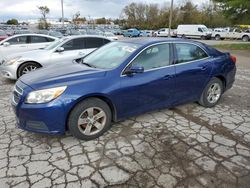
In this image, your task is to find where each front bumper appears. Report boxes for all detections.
[11,81,67,135]
[0,64,18,80]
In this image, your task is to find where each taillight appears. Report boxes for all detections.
[230,55,236,63]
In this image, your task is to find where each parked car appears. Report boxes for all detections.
[14,30,32,35]
[140,30,152,37]
[212,28,250,42]
[11,38,236,140]
[177,25,212,39]
[153,28,176,37]
[0,34,57,64]
[123,28,140,37]
[0,35,111,79]
[103,32,118,40]
[0,30,8,41]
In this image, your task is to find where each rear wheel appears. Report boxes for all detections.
[17,62,41,78]
[68,98,112,140]
[215,35,221,41]
[242,35,249,42]
[199,78,223,107]
[201,35,206,40]
[181,35,186,39]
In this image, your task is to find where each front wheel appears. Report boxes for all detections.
[68,98,112,140]
[17,62,41,78]
[199,78,223,108]
[242,35,249,42]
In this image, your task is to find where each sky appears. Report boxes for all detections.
[0,0,209,22]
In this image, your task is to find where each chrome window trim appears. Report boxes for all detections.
[121,41,210,77]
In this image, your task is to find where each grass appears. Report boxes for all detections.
[212,43,250,50]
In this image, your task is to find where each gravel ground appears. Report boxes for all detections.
[0,50,249,188]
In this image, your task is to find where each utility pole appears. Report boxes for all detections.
[61,0,64,28]
[168,0,174,37]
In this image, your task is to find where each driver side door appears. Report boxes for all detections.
[118,43,175,118]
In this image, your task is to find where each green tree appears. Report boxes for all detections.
[213,0,250,24]
[6,19,18,25]
[38,6,50,29]
[96,17,108,24]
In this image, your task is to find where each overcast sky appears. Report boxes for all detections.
[0,0,209,21]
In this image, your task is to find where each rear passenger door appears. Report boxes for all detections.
[173,43,213,104]
[28,35,54,50]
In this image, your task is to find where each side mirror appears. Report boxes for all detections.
[3,42,10,47]
[125,66,144,75]
[56,47,64,53]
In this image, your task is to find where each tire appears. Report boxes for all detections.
[17,62,41,78]
[215,35,221,41]
[198,77,223,108]
[201,35,206,40]
[68,98,112,140]
[181,35,186,39]
[242,35,249,42]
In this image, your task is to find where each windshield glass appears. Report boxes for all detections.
[44,38,67,50]
[82,42,141,69]
[201,27,208,32]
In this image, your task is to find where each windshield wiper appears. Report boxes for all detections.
[82,62,97,68]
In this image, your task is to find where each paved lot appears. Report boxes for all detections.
[0,50,249,188]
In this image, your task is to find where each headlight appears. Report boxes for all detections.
[4,56,23,65]
[25,86,67,104]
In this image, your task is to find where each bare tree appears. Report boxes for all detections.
[38,6,50,29]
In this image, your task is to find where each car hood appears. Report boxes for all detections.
[6,49,49,60]
[20,62,107,90]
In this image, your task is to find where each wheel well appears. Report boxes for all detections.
[215,34,220,37]
[65,96,117,130]
[242,35,249,39]
[17,61,43,78]
[215,75,226,91]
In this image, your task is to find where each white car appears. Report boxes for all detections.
[212,28,250,41]
[177,25,212,39]
[153,28,176,37]
[0,34,57,63]
[0,35,111,80]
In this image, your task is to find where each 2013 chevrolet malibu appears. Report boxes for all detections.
[11,38,236,140]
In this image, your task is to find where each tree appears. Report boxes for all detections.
[6,19,18,25]
[96,17,108,24]
[38,6,50,29]
[72,12,86,28]
[213,0,250,24]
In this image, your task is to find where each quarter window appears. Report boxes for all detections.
[131,43,170,71]
[7,36,27,45]
[30,36,48,43]
[175,43,208,64]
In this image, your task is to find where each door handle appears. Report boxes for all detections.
[201,66,208,71]
[163,75,173,80]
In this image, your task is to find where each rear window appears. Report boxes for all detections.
[84,38,107,49]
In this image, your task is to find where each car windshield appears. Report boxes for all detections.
[201,27,208,32]
[82,41,141,69]
[44,38,67,50]
[49,31,63,38]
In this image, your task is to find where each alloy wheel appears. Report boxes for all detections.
[207,83,221,104]
[77,107,107,136]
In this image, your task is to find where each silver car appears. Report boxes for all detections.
[0,35,111,80]
[0,34,57,63]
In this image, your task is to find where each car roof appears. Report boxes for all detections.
[62,35,112,41]
[8,33,58,39]
[119,37,205,46]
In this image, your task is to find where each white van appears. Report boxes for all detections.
[177,25,212,39]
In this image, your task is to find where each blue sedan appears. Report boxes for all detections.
[11,38,236,140]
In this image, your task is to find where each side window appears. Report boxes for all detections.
[46,37,55,42]
[131,43,170,71]
[103,39,111,45]
[175,43,208,64]
[7,36,27,45]
[62,38,84,51]
[198,28,203,32]
[84,38,104,49]
[30,36,48,43]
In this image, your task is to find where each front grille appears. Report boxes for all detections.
[12,84,23,105]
